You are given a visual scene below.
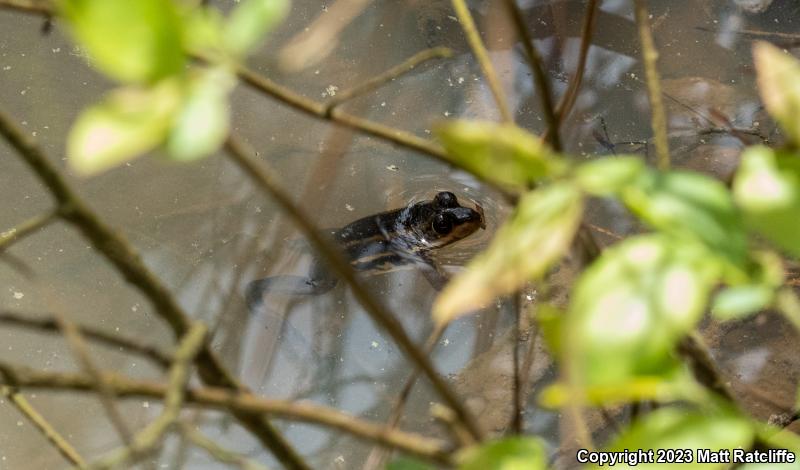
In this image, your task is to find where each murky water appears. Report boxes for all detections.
[1,0,799,468]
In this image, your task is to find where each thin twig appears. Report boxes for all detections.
[0,363,453,464]
[225,134,484,442]
[56,314,135,446]
[633,0,670,170]
[511,292,523,434]
[179,422,270,470]
[0,311,171,369]
[88,323,207,470]
[0,385,87,468]
[0,107,310,470]
[451,0,513,123]
[503,0,561,150]
[553,0,600,131]
[325,47,453,112]
[0,0,51,15]
[0,208,60,252]
[363,323,448,470]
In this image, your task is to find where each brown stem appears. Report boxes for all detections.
[451,0,513,123]
[0,363,453,464]
[0,311,171,368]
[0,385,87,468]
[503,0,561,151]
[325,47,453,112]
[633,0,670,170]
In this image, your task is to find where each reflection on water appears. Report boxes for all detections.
[1,0,799,468]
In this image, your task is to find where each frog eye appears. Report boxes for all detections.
[434,191,458,208]
[432,213,454,235]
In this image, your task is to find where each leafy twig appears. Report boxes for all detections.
[633,0,670,170]
[451,0,513,123]
[0,385,87,468]
[225,134,485,442]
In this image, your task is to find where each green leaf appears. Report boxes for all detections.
[567,235,720,386]
[435,120,566,191]
[434,183,583,324]
[605,407,754,470]
[575,156,645,196]
[753,41,800,144]
[458,437,547,470]
[183,7,226,58]
[540,372,697,408]
[224,0,289,57]
[712,285,774,320]
[386,458,434,470]
[734,145,800,258]
[166,67,235,161]
[59,0,185,83]
[623,170,748,266]
[67,80,182,175]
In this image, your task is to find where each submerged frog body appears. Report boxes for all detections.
[245,191,484,312]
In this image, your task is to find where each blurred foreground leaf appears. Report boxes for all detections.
[575,155,645,196]
[623,170,747,266]
[67,80,182,175]
[567,235,720,386]
[753,41,800,144]
[604,407,753,470]
[436,121,565,191]
[734,146,800,258]
[458,437,547,470]
[434,183,582,324]
[386,458,434,470]
[59,0,185,83]
[167,67,235,161]
[224,0,289,57]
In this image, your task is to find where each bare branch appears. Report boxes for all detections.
[451,0,513,123]
[0,385,87,468]
[325,47,453,112]
[503,0,561,150]
[0,107,309,470]
[179,422,270,470]
[0,208,60,252]
[57,314,135,446]
[88,323,207,469]
[0,363,453,464]
[0,311,171,369]
[633,0,670,169]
